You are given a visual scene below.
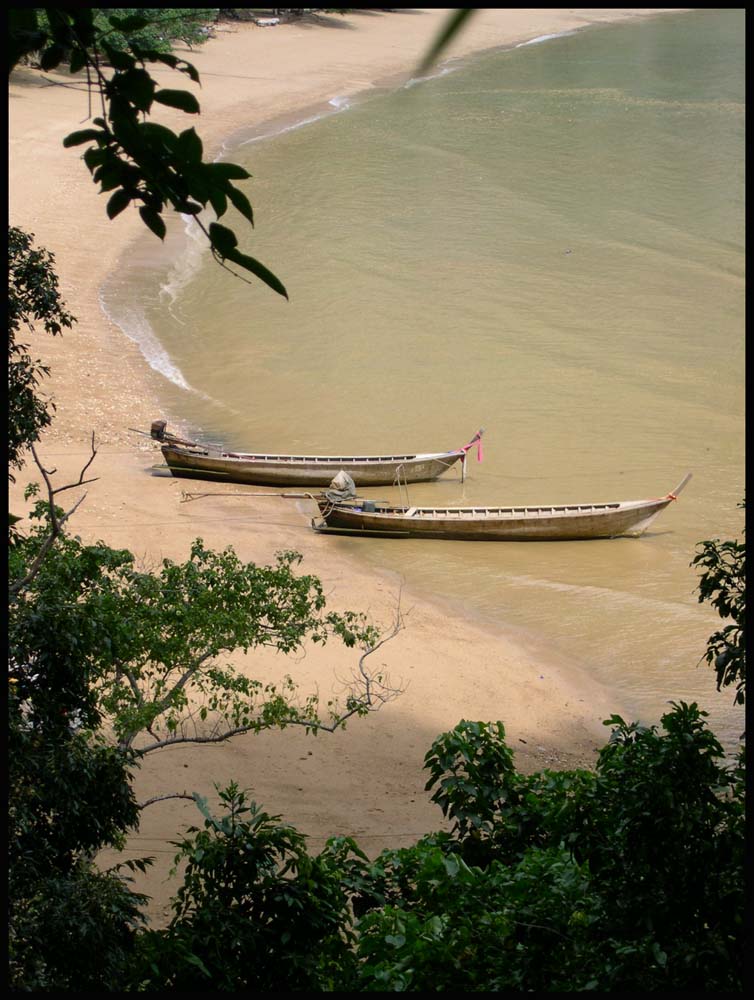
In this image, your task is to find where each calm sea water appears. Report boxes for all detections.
[103,9,745,750]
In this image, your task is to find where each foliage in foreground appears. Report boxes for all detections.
[8,227,76,477]
[135,784,360,991]
[9,511,382,759]
[9,10,287,294]
[692,500,746,704]
[8,648,147,991]
[8,500,385,991]
[9,460,745,991]
[32,8,220,57]
[131,705,744,992]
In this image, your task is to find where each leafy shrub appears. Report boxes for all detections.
[351,705,745,991]
[135,783,358,990]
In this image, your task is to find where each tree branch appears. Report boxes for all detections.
[139,792,197,810]
[132,603,406,757]
[9,434,98,597]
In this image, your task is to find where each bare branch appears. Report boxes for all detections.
[9,435,98,597]
[151,651,216,716]
[357,599,406,697]
[139,792,197,810]
[134,673,403,757]
[51,431,99,495]
[137,725,275,756]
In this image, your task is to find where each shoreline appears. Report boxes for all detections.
[98,8,692,412]
[9,8,688,925]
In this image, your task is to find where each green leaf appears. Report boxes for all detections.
[223,249,289,299]
[209,162,252,182]
[193,793,213,823]
[153,89,200,115]
[63,129,104,149]
[107,14,151,32]
[178,61,201,85]
[93,157,129,192]
[101,43,136,72]
[83,146,107,171]
[140,51,201,84]
[416,9,476,76]
[115,68,156,113]
[652,942,668,967]
[9,10,46,74]
[184,953,212,978]
[106,189,132,219]
[40,43,66,72]
[209,189,228,219]
[69,47,87,75]
[227,186,254,225]
[94,163,125,192]
[177,127,203,163]
[153,53,179,69]
[181,164,210,204]
[138,122,179,152]
[139,206,167,241]
[175,200,203,216]
[9,513,23,526]
[209,222,238,256]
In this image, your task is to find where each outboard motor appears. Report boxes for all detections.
[150,419,167,441]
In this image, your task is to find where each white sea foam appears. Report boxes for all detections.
[99,92,359,394]
[158,215,209,312]
[99,283,246,417]
[241,96,352,146]
[515,31,576,48]
[403,65,456,90]
[99,291,193,392]
[159,138,255,315]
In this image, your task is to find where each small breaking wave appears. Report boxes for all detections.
[99,285,244,419]
[515,30,577,48]
[99,291,194,392]
[328,95,352,110]
[241,95,352,146]
[403,64,457,90]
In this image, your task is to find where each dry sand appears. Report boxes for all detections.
[9,8,686,924]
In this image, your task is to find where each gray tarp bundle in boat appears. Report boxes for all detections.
[323,471,357,503]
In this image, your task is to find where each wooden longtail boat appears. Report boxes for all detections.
[147,420,484,487]
[312,474,692,541]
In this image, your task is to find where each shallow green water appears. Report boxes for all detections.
[103,10,745,749]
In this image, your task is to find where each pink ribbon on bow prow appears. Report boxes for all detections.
[459,429,484,463]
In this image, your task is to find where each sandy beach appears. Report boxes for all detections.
[9,8,687,924]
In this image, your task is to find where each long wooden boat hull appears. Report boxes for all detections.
[314,477,691,541]
[160,443,467,487]
[143,420,484,487]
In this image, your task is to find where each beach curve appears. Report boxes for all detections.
[9,8,686,925]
